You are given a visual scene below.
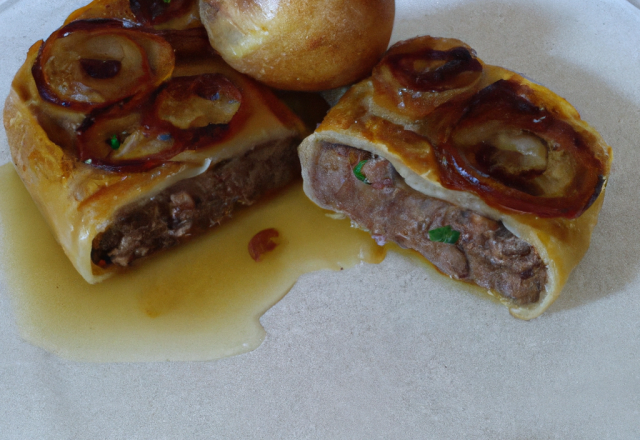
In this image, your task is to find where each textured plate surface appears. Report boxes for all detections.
[1,0,639,438]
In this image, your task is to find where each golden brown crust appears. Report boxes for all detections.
[4,32,306,283]
[299,46,612,319]
[200,0,395,91]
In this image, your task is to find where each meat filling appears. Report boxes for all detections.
[91,138,300,268]
[305,142,547,304]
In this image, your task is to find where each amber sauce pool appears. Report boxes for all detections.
[0,164,385,362]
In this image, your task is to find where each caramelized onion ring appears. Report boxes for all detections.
[153,73,243,149]
[372,36,483,121]
[129,0,195,26]
[32,19,174,112]
[77,73,244,171]
[436,80,607,218]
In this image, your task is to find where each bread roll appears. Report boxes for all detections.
[200,0,395,91]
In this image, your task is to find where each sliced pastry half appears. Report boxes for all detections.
[299,36,612,319]
[4,18,306,283]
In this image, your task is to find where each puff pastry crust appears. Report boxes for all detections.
[4,8,305,283]
[299,36,612,319]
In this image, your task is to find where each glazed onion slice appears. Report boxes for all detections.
[436,79,607,219]
[152,73,243,150]
[76,97,182,171]
[32,19,174,112]
[129,0,195,26]
[372,36,483,121]
[77,73,244,171]
[154,74,241,130]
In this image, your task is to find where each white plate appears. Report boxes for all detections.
[1,0,639,438]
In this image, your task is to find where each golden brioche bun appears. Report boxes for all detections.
[200,0,395,91]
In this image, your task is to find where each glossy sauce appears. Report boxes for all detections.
[0,164,385,362]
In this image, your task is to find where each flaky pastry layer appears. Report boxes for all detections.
[5,43,305,283]
[299,65,612,320]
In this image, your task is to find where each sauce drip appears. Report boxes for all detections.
[0,164,385,362]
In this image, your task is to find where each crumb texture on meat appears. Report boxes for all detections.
[305,142,547,304]
[91,138,300,267]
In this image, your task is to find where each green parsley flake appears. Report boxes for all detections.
[109,135,120,150]
[353,160,370,184]
[163,0,171,3]
[428,225,461,244]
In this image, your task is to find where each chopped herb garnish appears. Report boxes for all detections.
[353,160,370,184]
[163,0,171,3]
[428,225,461,244]
[108,135,120,150]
